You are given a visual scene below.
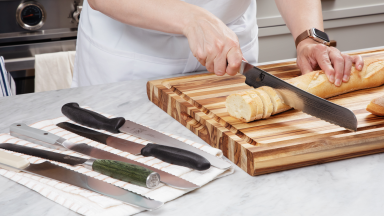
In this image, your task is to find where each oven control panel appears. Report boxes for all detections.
[0,0,83,35]
[16,1,46,31]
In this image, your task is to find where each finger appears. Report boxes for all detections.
[205,51,216,73]
[226,47,243,76]
[341,54,352,82]
[328,48,345,86]
[297,57,314,75]
[214,43,227,76]
[352,55,364,71]
[314,45,335,84]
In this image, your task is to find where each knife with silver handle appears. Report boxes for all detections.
[61,103,231,170]
[10,123,199,189]
[239,61,358,131]
[57,122,211,171]
[0,147,163,210]
[0,143,160,188]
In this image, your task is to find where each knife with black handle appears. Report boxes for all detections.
[61,103,230,170]
[57,122,211,171]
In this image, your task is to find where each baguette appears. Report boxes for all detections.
[226,58,384,122]
[367,95,384,116]
[253,89,273,119]
[226,91,263,122]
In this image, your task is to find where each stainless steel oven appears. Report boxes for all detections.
[0,0,83,94]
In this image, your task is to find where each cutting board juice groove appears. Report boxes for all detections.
[147,49,384,176]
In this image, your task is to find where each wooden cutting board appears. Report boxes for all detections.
[147,48,384,176]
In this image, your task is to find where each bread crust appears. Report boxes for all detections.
[259,86,291,115]
[367,95,384,116]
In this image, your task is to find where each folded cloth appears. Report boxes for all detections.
[35,51,76,92]
[0,108,234,216]
[0,56,16,97]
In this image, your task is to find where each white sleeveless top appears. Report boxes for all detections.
[72,0,258,87]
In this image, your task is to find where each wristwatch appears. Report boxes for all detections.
[295,28,337,48]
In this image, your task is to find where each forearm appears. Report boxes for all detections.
[274,0,323,39]
[88,0,211,35]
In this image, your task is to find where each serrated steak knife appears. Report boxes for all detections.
[61,103,231,169]
[10,123,199,189]
[0,145,163,210]
[239,61,358,131]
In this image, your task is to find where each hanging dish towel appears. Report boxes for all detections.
[0,56,16,97]
[35,51,76,92]
[0,107,234,216]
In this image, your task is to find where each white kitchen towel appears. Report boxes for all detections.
[0,56,16,97]
[0,110,234,215]
[35,51,76,92]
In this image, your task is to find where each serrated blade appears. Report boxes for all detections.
[1,160,162,210]
[119,121,231,169]
[239,61,357,131]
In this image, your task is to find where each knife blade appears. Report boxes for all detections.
[0,147,163,210]
[56,122,210,171]
[61,103,231,170]
[239,61,358,131]
[10,123,199,190]
[0,143,160,188]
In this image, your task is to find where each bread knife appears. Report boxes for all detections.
[0,146,163,210]
[10,123,199,189]
[0,143,160,188]
[61,103,231,170]
[239,61,358,131]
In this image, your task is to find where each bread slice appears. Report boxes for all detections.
[225,91,263,122]
[253,89,273,119]
[246,90,264,120]
[259,86,291,115]
[367,95,384,116]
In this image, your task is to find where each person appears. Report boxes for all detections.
[72,0,364,88]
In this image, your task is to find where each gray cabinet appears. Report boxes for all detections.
[257,0,384,63]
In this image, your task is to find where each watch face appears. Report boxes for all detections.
[313,28,330,42]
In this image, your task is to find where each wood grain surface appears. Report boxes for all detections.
[147,48,384,176]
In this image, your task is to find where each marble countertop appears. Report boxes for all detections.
[1,72,384,216]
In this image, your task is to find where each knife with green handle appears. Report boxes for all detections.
[0,146,163,210]
[57,122,211,171]
[0,143,160,188]
[10,123,199,190]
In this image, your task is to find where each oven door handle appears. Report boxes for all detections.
[4,57,35,72]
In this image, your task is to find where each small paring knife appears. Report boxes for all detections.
[61,103,231,170]
[0,143,160,188]
[0,146,163,210]
[10,123,199,190]
[56,122,211,171]
[239,61,358,131]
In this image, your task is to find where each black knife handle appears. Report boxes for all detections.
[57,122,109,144]
[141,144,211,171]
[62,103,125,133]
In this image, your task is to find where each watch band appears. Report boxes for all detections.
[295,30,310,48]
[295,29,337,48]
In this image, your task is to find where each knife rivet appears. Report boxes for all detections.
[17,124,21,126]
[44,133,48,135]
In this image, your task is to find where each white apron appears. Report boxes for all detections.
[72,0,258,87]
